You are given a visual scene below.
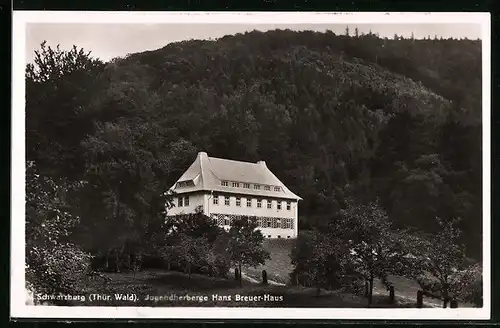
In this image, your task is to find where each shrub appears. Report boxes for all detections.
[25,162,92,303]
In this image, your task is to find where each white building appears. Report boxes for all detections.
[167,152,302,239]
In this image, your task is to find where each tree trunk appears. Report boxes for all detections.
[131,253,136,277]
[443,284,449,308]
[238,262,242,287]
[127,252,131,271]
[368,276,374,305]
[105,250,109,270]
[115,244,125,273]
[115,249,120,273]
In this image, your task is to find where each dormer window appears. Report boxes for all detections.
[274,186,281,192]
[243,183,250,189]
[254,184,261,190]
[232,182,240,188]
[264,185,271,191]
[177,180,192,188]
[286,201,291,210]
[221,181,228,187]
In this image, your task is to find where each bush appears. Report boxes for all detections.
[25,162,92,303]
[26,243,92,303]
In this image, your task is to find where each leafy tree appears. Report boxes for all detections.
[335,199,401,304]
[175,233,211,278]
[227,218,270,286]
[290,231,346,295]
[408,217,477,307]
[26,41,104,180]
[26,161,92,302]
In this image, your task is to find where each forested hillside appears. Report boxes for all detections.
[26,29,483,262]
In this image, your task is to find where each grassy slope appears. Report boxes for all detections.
[244,238,296,285]
[243,239,472,308]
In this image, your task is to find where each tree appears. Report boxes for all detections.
[227,218,270,286]
[26,161,92,302]
[26,42,104,180]
[335,199,399,304]
[290,231,345,295]
[176,233,211,278]
[409,217,477,307]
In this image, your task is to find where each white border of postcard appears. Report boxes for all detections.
[11,11,491,320]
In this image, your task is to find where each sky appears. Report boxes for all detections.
[25,23,482,63]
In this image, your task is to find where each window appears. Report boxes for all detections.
[278,235,281,239]
[254,184,261,190]
[178,197,183,207]
[224,196,230,206]
[247,198,252,207]
[268,235,271,238]
[286,201,291,210]
[282,218,294,229]
[274,186,281,192]
[287,236,291,239]
[224,216,230,226]
[184,196,189,206]
[265,218,272,227]
[267,200,272,209]
[264,185,271,191]
[273,218,280,228]
[236,197,241,207]
[232,182,239,188]
[213,195,219,205]
[243,183,250,189]
[221,181,228,187]
[277,201,282,210]
[256,217,262,227]
[257,199,262,208]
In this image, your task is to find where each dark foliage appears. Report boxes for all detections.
[26,29,482,266]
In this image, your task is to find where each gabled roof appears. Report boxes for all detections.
[170,152,302,200]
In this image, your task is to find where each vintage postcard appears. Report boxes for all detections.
[11,11,491,320]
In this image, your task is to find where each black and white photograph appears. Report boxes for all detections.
[11,11,491,320]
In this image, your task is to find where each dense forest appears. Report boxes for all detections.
[25,27,483,287]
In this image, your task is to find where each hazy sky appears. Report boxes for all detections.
[26,23,482,63]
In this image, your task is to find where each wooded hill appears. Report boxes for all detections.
[26,29,482,258]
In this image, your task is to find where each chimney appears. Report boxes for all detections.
[257,160,266,166]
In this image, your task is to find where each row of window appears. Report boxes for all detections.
[176,181,192,188]
[220,181,281,192]
[213,195,292,211]
[210,213,294,229]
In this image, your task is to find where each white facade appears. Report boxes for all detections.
[166,152,302,239]
[168,193,299,238]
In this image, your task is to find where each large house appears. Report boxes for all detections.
[167,152,302,239]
